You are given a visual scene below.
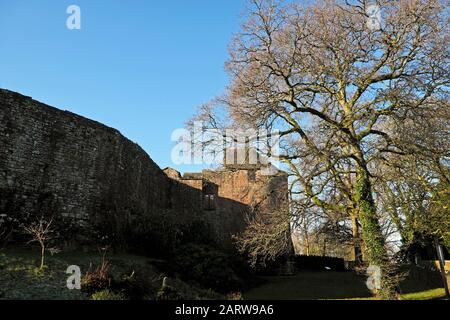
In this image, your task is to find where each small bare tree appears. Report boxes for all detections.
[234,186,293,269]
[235,207,292,268]
[22,216,57,270]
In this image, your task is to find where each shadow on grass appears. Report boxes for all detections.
[244,266,446,300]
[243,271,373,300]
[398,266,444,295]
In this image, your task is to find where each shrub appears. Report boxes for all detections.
[156,285,183,300]
[91,289,125,300]
[170,244,249,293]
[227,292,243,300]
[81,254,166,300]
[110,270,152,300]
[128,214,182,257]
[81,258,111,295]
[294,255,345,271]
[155,276,224,300]
[129,215,218,258]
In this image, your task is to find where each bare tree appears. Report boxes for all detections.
[233,181,293,268]
[191,0,449,298]
[291,200,318,256]
[22,216,57,271]
[234,207,292,268]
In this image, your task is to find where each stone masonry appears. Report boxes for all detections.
[0,89,291,253]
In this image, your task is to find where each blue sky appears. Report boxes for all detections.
[0,0,244,172]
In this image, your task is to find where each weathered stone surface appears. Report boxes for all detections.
[0,88,291,253]
[166,167,289,249]
[0,89,169,244]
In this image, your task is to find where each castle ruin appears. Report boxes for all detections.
[0,89,291,255]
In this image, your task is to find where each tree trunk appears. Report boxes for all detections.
[434,238,450,298]
[303,227,310,256]
[355,168,396,299]
[305,239,310,256]
[40,242,45,270]
[352,215,363,265]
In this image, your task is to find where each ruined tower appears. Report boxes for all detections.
[163,146,291,251]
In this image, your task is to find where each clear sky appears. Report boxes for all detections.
[0,0,244,172]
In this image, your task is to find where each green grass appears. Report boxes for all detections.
[344,288,447,300]
[400,288,446,300]
[0,249,87,299]
[1,247,447,300]
[0,247,223,300]
[0,247,168,300]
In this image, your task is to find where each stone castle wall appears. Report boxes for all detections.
[0,89,171,244]
[0,89,290,253]
[166,168,289,249]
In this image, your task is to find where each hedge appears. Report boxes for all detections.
[294,255,345,271]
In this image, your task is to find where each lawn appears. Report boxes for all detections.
[0,247,223,300]
[243,271,447,300]
[0,247,164,300]
[1,247,447,300]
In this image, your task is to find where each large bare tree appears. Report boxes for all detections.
[191,0,448,298]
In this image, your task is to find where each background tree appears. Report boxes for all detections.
[374,101,450,259]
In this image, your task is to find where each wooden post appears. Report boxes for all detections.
[434,238,449,298]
